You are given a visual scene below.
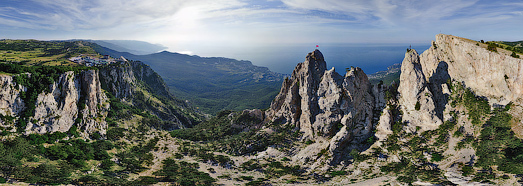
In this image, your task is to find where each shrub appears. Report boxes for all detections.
[131,176,158,185]
[431,153,444,162]
[511,52,520,58]
[107,127,125,140]
[487,42,497,52]
[461,165,474,176]
[415,101,421,110]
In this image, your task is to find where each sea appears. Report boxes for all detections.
[230,44,431,75]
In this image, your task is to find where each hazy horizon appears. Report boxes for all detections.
[1,0,522,73]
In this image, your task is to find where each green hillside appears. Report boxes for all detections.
[93,47,284,115]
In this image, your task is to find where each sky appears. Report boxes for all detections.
[1,0,522,73]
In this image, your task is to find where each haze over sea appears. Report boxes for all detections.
[184,44,431,75]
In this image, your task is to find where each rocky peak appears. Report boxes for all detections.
[266,49,381,167]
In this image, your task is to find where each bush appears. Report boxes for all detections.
[431,153,444,162]
[107,127,125,140]
[154,158,215,185]
[415,101,421,110]
[132,176,158,185]
[461,165,474,176]
[511,52,520,58]
[487,42,498,52]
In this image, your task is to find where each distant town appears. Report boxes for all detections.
[68,54,127,66]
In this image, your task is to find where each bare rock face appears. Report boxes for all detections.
[375,107,393,142]
[27,70,109,136]
[266,49,376,166]
[79,70,109,135]
[420,34,523,105]
[398,49,442,131]
[99,62,135,100]
[396,34,523,132]
[0,75,25,130]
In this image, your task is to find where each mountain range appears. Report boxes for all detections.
[1,34,523,185]
[92,45,285,114]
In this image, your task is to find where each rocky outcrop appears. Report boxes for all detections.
[0,70,109,136]
[266,49,380,166]
[420,34,523,105]
[0,75,25,130]
[79,70,109,135]
[395,34,523,132]
[397,49,442,131]
[99,62,135,100]
[27,70,109,136]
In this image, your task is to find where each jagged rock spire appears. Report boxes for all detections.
[266,49,378,167]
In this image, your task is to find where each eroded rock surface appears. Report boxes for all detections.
[266,49,382,166]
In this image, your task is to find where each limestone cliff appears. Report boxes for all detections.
[386,34,523,133]
[0,75,25,130]
[371,34,523,185]
[0,70,109,137]
[421,34,523,105]
[266,49,384,166]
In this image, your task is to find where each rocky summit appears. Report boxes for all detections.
[265,49,386,168]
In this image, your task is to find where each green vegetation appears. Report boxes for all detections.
[494,40,523,56]
[475,109,523,174]
[0,136,123,185]
[511,51,520,58]
[0,40,96,66]
[172,110,299,155]
[153,158,215,185]
[100,61,203,129]
[486,42,498,52]
[94,46,283,115]
[240,159,303,178]
[450,81,490,125]
[369,72,400,86]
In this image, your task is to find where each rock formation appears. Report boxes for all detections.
[266,49,383,166]
[28,70,109,136]
[0,75,25,130]
[397,49,442,132]
[0,70,109,137]
[421,34,523,105]
[386,34,523,133]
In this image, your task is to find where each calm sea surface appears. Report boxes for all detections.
[235,44,431,75]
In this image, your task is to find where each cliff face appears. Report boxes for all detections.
[266,49,383,166]
[372,34,523,185]
[421,34,523,105]
[397,49,443,132]
[0,75,25,129]
[388,34,523,133]
[0,70,109,136]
